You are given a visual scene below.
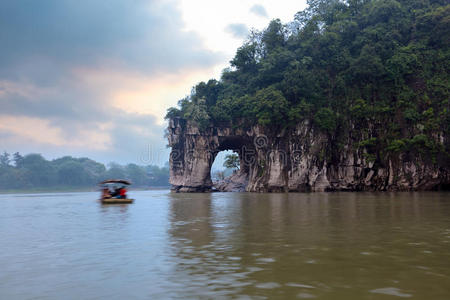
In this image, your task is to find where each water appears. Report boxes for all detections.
[1,191,450,299]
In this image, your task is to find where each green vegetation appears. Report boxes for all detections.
[223,154,240,170]
[167,0,449,164]
[0,152,169,191]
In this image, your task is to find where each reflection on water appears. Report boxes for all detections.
[0,191,449,299]
[166,192,450,299]
[99,203,130,230]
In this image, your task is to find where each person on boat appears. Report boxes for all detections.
[119,187,127,199]
[101,188,111,199]
[111,187,120,198]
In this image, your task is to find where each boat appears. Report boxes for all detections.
[100,197,134,204]
[99,179,134,204]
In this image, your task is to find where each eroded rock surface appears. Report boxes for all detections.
[167,118,449,192]
[213,171,248,192]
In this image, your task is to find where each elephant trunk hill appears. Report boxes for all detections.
[167,118,449,192]
[166,0,450,192]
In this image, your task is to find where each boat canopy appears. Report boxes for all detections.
[99,179,131,185]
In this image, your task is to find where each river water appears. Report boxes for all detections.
[1,191,449,299]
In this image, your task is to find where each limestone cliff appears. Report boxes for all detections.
[167,118,449,192]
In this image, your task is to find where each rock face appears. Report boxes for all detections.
[213,171,248,192]
[167,118,449,192]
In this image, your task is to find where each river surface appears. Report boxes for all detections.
[1,191,450,299]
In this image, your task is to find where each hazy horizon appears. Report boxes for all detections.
[0,0,307,165]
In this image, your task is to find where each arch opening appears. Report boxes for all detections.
[211,150,236,182]
[210,136,249,192]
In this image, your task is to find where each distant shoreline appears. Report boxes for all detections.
[0,186,170,195]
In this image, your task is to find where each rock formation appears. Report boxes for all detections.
[213,171,248,192]
[167,117,449,192]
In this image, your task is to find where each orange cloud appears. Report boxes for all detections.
[0,115,112,150]
[72,64,225,125]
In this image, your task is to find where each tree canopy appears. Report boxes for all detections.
[0,152,170,191]
[223,154,240,170]
[167,0,450,164]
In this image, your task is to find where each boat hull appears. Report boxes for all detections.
[101,198,134,204]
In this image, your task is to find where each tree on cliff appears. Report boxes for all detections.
[166,0,450,166]
[224,154,240,170]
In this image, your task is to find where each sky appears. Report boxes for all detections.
[0,0,307,166]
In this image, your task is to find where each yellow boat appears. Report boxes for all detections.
[101,198,134,204]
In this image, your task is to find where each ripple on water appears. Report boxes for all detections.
[247,266,264,273]
[231,272,250,279]
[228,256,241,261]
[297,292,317,298]
[408,242,425,246]
[255,282,281,289]
[286,283,316,289]
[256,257,276,263]
[370,287,412,298]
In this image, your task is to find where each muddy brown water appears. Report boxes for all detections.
[1,191,449,299]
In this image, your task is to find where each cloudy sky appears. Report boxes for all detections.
[0,0,307,165]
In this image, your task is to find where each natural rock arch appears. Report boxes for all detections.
[167,118,449,192]
[168,118,251,192]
